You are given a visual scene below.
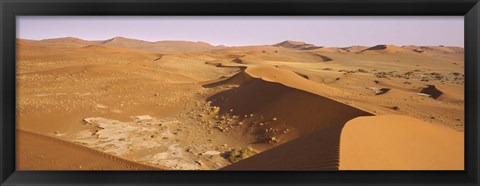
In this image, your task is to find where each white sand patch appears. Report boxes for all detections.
[69,116,225,170]
[414,93,431,97]
[131,115,154,122]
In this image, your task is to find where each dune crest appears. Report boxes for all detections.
[273,40,322,50]
[206,65,372,151]
[361,44,413,54]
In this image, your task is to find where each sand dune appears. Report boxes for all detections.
[224,114,463,170]
[341,45,369,52]
[16,37,464,170]
[339,115,464,170]
[17,130,161,170]
[102,36,225,52]
[205,66,372,145]
[361,44,414,54]
[313,47,345,53]
[403,45,464,54]
[273,40,322,50]
[31,37,102,47]
[24,36,225,52]
[222,122,345,170]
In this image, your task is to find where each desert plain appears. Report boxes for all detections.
[16,37,464,170]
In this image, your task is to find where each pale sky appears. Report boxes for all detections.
[17,16,464,47]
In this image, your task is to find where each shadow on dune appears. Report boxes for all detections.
[314,54,333,62]
[420,85,443,99]
[364,44,388,51]
[377,88,391,95]
[221,123,345,170]
[204,69,372,170]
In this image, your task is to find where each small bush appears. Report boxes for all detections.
[357,69,368,73]
[392,105,400,110]
[223,146,258,163]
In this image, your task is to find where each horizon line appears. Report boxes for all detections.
[16,36,465,48]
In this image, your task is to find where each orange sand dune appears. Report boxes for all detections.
[32,37,102,47]
[273,40,322,50]
[339,115,464,170]
[313,47,345,53]
[16,37,464,170]
[22,36,225,52]
[17,130,162,170]
[223,122,344,170]
[341,45,368,52]
[224,114,463,170]
[17,40,156,63]
[403,45,463,54]
[205,65,372,144]
[102,37,224,52]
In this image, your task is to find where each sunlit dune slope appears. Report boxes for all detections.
[223,114,463,170]
[205,65,372,145]
[17,130,162,170]
[222,122,345,170]
[339,115,464,170]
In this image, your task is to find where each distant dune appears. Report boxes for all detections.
[31,37,103,47]
[403,45,464,55]
[102,37,225,52]
[273,40,323,50]
[340,45,369,52]
[361,44,413,54]
[21,37,225,52]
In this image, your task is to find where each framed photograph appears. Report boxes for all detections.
[1,0,479,185]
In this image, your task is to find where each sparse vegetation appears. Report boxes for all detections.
[357,69,368,73]
[223,146,258,163]
[392,105,400,110]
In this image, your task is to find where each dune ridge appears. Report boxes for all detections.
[223,114,464,170]
[17,129,164,170]
[222,122,344,170]
[205,65,372,149]
[361,44,413,54]
[273,40,323,50]
[23,37,225,52]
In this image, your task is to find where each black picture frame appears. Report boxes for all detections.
[1,0,479,185]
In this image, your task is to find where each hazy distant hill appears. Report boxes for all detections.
[273,40,323,50]
[23,37,226,52]
[19,37,463,55]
